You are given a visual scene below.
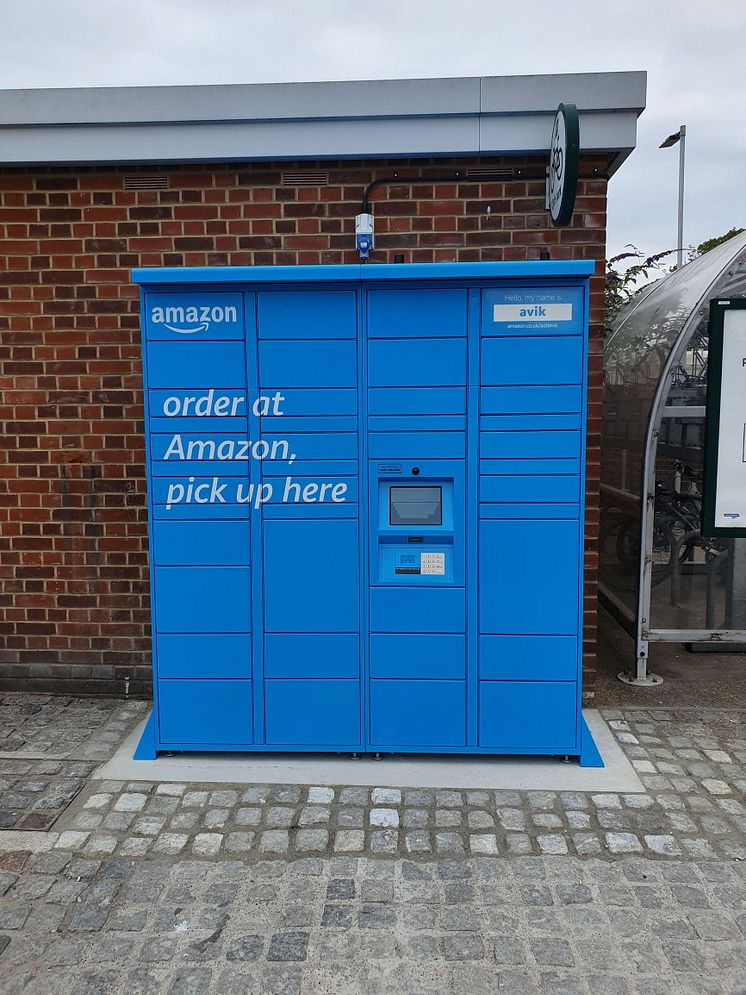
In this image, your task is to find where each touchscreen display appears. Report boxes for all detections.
[390,486,442,526]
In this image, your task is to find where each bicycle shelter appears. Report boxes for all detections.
[600,232,746,681]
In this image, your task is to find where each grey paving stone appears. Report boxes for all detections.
[155,783,187,798]
[436,790,464,808]
[106,910,147,931]
[495,970,540,994]
[320,903,354,927]
[557,883,592,904]
[371,787,400,805]
[506,833,534,855]
[225,934,263,961]
[404,789,435,806]
[307,786,334,804]
[333,830,364,852]
[566,811,591,829]
[235,806,261,826]
[326,877,355,900]
[133,815,165,836]
[298,806,330,826]
[68,907,107,932]
[560,792,588,809]
[605,833,643,854]
[527,791,557,810]
[520,884,554,906]
[662,940,707,971]
[147,796,180,815]
[442,906,479,930]
[359,904,396,928]
[259,830,290,853]
[670,883,710,908]
[339,786,369,805]
[171,811,201,831]
[270,785,301,804]
[435,832,465,854]
[0,872,18,896]
[688,911,742,940]
[265,806,295,828]
[370,830,399,854]
[336,807,364,828]
[469,834,498,855]
[141,937,178,962]
[203,808,230,829]
[361,878,393,902]
[370,807,399,828]
[267,931,309,962]
[435,808,462,827]
[441,934,484,960]
[530,936,575,967]
[294,829,328,851]
[466,791,491,806]
[499,808,528,831]
[166,968,212,994]
[224,832,255,852]
[537,834,569,855]
[181,790,208,808]
[493,934,527,964]
[240,787,269,804]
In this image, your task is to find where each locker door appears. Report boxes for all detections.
[366,288,469,749]
[145,292,254,749]
[477,285,585,753]
[257,288,362,748]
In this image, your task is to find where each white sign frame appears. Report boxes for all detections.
[702,298,746,537]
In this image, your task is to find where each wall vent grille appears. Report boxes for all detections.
[124,174,169,190]
[281,170,330,187]
[464,168,513,180]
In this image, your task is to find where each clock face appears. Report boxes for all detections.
[549,113,566,201]
[548,104,579,228]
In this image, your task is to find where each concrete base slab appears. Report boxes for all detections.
[94,709,644,793]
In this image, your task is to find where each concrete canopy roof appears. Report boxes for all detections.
[0,72,646,170]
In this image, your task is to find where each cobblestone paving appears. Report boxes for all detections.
[0,694,148,760]
[0,759,97,832]
[0,700,745,992]
[1,852,745,994]
[50,706,746,862]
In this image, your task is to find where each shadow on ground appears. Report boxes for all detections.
[595,606,746,710]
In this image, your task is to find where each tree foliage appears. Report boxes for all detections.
[689,227,744,260]
[605,246,674,327]
[605,229,744,330]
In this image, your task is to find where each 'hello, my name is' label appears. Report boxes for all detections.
[493,304,573,322]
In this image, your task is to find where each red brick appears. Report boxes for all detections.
[0,155,606,695]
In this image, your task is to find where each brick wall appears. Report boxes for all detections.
[0,155,608,696]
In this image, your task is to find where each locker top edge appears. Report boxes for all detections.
[131,261,596,286]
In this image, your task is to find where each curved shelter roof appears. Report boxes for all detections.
[600,231,746,679]
[604,231,746,501]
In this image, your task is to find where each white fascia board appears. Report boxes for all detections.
[480,71,647,114]
[0,77,482,127]
[0,117,483,166]
[480,110,641,172]
[0,73,646,167]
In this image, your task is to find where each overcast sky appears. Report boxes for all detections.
[2,0,744,261]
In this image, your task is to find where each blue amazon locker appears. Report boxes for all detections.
[132,261,602,765]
